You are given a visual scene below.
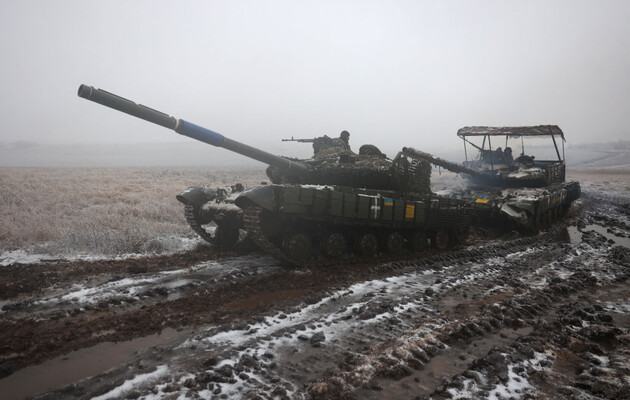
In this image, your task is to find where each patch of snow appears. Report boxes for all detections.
[0,236,203,267]
[448,351,554,400]
[598,299,630,314]
[91,365,169,400]
[507,168,544,179]
[487,364,533,400]
[590,354,610,367]
[0,250,48,266]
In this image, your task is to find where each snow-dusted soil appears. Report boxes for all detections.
[1,183,629,399]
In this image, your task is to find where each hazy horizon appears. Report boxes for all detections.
[1,1,629,167]
[1,139,628,169]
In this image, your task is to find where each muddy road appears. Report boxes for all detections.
[1,186,629,400]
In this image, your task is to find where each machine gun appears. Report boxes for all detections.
[281,137,315,143]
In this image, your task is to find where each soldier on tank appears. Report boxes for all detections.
[503,147,514,164]
[330,130,351,150]
[313,130,351,154]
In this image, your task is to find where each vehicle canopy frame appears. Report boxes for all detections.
[456,125,565,180]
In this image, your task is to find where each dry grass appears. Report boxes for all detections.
[0,167,267,255]
[568,170,630,194]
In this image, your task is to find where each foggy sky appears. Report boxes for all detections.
[1,0,629,166]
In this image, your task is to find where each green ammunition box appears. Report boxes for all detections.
[343,193,357,218]
[330,191,343,217]
[299,188,314,205]
[382,197,393,220]
[312,189,328,215]
[357,195,371,219]
[393,200,405,221]
[414,201,427,223]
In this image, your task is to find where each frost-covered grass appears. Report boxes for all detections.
[0,166,266,256]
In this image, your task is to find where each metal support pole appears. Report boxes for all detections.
[463,139,468,164]
[488,135,494,171]
[550,132,562,161]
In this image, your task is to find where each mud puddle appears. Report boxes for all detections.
[0,327,186,400]
[568,224,630,248]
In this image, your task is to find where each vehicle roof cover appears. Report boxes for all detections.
[457,125,564,140]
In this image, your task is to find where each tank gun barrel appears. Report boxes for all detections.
[77,85,308,172]
[402,147,484,177]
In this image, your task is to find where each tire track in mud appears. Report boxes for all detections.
[0,245,249,300]
[31,230,592,400]
[0,228,565,380]
[55,229,626,400]
[425,284,630,400]
[308,253,623,399]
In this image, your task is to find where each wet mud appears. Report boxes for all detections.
[0,185,629,399]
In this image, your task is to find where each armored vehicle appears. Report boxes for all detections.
[78,84,473,263]
[403,126,581,231]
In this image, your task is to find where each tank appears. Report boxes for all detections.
[77,84,473,263]
[401,126,581,231]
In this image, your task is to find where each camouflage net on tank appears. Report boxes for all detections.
[265,146,432,194]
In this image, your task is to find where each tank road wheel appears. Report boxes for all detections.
[354,233,379,257]
[410,231,428,252]
[215,224,240,248]
[432,229,449,250]
[282,233,312,261]
[384,232,405,254]
[450,227,469,246]
[320,233,347,259]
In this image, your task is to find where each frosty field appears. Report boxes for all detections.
[0,167,267,260]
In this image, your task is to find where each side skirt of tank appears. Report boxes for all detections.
[236,184,474,264]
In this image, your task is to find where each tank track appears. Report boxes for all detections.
[242,206,288,262]
[243,205,372,267]
[247,211,568,271]
[184,205,216,244]
[242,205,564,268]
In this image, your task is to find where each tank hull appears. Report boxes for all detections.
[183,183,474,264]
